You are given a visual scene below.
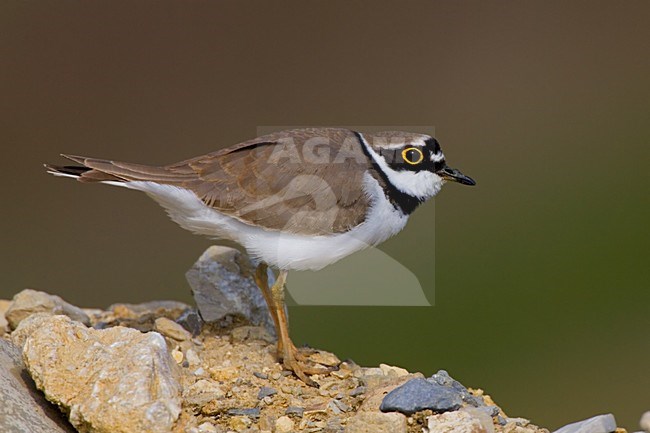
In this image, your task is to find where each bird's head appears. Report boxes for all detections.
[363,132,475,201]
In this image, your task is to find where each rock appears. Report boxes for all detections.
[285,406,305,417]
[227,408,261,418]
[184,379,226,407]
[379,363,410,377]
[10,313,53,348]
[429,370,484,407]
[380,377,463,415]
[5,289,90,329]
[275,415,295,433]
[185,246,275,333]
[257,386,277,399]
[176,308,203,336]
[107,300,192,332]
[640,412,650,432]
[22,315,182,433]
[425,409,494,433]
[109,300,191,320]
[346,411,408,433]
[155,317,192,341]
[0,299,11,333]
[0,338,76,433]
[553,414,617,433]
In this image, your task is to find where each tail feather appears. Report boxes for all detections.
[45,154,197,184]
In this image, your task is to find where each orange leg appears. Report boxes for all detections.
[254,263,334,387]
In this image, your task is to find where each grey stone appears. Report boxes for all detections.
[226,408,261,418]
[176,308,203,336]
[380,377,462,415]
[257,386,277,399]
[5,289,90,329]
[0,338,76,433]
[23,315,182,433]
[429,370,484,407]
[186,246,276,334]
[285,406,304,417]
[553,414,617,433]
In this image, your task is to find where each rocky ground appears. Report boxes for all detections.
[0,246,638,433]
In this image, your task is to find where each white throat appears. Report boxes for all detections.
[358,133,444,200]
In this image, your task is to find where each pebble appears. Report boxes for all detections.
[171,348,184,364]
[257,386,277,400]
[553,414,617,433]
[275,415,295,433]
[350,386,367,397]
[176,308,203,336]
[185,349,201,366]
[197,422,218,433]
[227,408,261,418]
[380,378,462,415]
[154,317,192,341]
[229,415,251,432]
[286,406,305,417]
[332,399,351,413]
[253,371,269,380]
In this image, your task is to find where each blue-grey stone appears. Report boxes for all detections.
[257,386,277,400]
[429,370,484,407]
[285,406,304,417]
[380,378,463,415]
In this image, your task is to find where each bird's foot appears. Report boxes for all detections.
[280,344,339,387]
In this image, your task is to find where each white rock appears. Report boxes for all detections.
[640,412,650,432]
[425,410,492,433]
[346,411,408,433]
[553,414,617,433]
[275,416,295,433]
[379,363,410,377]
[23,315,182,433]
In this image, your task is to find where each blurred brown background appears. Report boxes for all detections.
[1,1,649,428]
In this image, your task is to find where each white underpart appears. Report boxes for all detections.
[357,133,445,200]
[104,174,409,271]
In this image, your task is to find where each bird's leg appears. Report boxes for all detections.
[253,263,283,351]
[254,265,335,387]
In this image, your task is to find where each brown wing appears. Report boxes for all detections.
[57,128,373,236]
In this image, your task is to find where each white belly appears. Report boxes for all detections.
[117,173,409,271]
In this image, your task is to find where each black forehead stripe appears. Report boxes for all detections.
[354,132,423,215]
[425,137,441,154]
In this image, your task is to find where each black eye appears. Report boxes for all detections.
[401,147,424,165]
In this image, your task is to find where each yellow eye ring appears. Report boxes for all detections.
[401,147,424,165]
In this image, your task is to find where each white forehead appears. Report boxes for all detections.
[366,132,432,150]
